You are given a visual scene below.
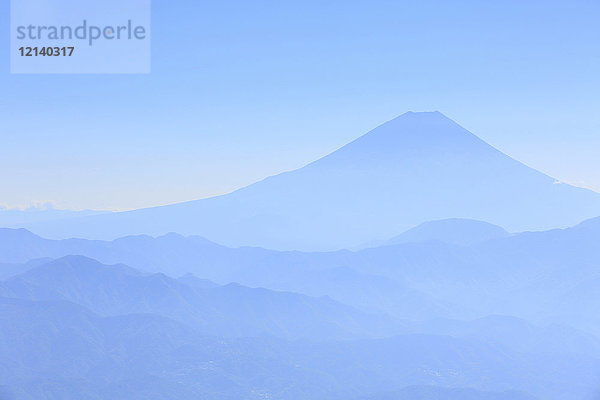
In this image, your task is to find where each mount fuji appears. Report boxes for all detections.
[20,111,600,250]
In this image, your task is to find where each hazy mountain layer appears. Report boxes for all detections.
[2,217,600,329]
[0,228,450,320]
[0,256,401,340]
[2,220,600,399]
[1,297,598,400]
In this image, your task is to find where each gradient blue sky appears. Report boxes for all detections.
[1,0,599,210]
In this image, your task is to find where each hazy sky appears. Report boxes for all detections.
[1,0,599,211]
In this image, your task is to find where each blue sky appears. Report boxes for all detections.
[1,0,599,210]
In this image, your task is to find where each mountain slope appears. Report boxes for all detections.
[18,111,600,250]
[0,255,401,340]
[0,229,451,320]
[1,297,598,400]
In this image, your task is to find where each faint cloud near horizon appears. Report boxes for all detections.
[0,201,115,213]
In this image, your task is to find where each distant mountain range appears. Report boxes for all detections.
[1,290,598,400]
[2,216,600,333]
[14,112,600,250]
[2,220,600,399]
[0,255,401,341]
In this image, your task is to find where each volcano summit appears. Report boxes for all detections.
[21,112,600,250]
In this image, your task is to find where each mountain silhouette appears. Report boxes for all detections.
[18,111,600,250]
[359,218,510,248]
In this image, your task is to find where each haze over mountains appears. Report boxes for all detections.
[2,222,600,399]
[2,232,600,400]
[0,255,402,340]
[2,215,600,334]
[5,291,596,400]
[2,112,600,399]
[17,112,600,250]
